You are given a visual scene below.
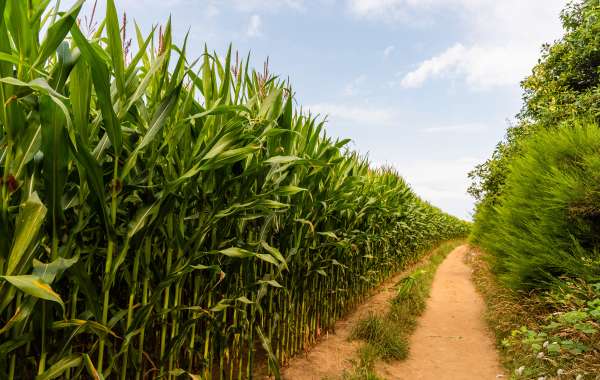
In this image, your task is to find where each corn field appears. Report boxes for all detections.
[0,1,468,379]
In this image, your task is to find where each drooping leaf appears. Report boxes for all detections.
[35,0,83,66]
[35,354,82,380]
[1,275,64,307]
[32,255,78,284]
[218,247,255,259]
[5,192,47,276]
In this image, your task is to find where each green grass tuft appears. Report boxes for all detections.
[351,314,408,360]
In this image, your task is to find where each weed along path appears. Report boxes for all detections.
[377,245,504,379]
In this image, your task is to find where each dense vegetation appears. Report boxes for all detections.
[0,1,468,379]
[469,0,600,377]
[469,0,600,289]
[470,249,600,379]
[472,124,600,288]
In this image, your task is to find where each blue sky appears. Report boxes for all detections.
[67,0,567,219]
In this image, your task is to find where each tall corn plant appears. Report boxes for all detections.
[0,1,469,379]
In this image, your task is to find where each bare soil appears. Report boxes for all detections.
[280,256,431,380]
[281,245,505,380]
[376,245,504,379]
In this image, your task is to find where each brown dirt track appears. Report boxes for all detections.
[281,245,504,380]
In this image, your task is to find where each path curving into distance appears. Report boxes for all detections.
[377,245,504,379]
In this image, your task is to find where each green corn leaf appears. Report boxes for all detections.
[279,93,293,129]
[0,77,67,99]
[201,131,238,160]
[236,296,253,304]
[256,253,279,265]
[1,275,64,307]
[264,155,303,165]
[275,185,306,196]
[121,83,182,178]
[35,0,83,67]
[260,241,287,268]
[69,59,92,143]
[82,353,104,380]
[202,46,214,106]
[6,0,32,57]
[0,78,72,129]
[40,95,69,237]
[127,203,160,238]
[166,33,188,94]
[52,319,119,339]
[0,333,33,355]
[121,53,166,117]
[219,44,232,101]
[318,231,339,240]
[210,299,232,312]
[219,247,255,259]
[199,144,260,171]
[32,256,78,284]
[105,0,125,97]
[191,264,223,272]
[125,24,156,79]
[0,296,37,335]
[5,192,47,276]
[35,354,82,380]
[67,134,113,237]
[259,87,283,122]
[257,279,283,288]
[13,124,41,179]
[185,104,249,122]
[70,24,122,154]
[257,199,289,209]
[256,325,282,380]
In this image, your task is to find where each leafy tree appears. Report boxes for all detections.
[469,0,600,204]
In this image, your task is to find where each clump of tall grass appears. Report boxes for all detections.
[341,344,385,380]
[351,314,409,360]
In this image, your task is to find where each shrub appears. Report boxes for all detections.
[473,123,600,289]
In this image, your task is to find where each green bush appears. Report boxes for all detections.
[473,123,600,289]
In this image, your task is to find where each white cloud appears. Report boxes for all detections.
[400,43,465,88]
[420,122,487,134]
[347,0,415,22]
[397,156,482,219]
[232,0,305,12]
[307,102,399,127]
[350,0,565,90]
[343,75,367,96]
[246,14,262,37]
[400,42,542,89]
[383,45,395,57]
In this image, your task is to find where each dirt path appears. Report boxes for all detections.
[376,245,504,379]
[281,256,431,380]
